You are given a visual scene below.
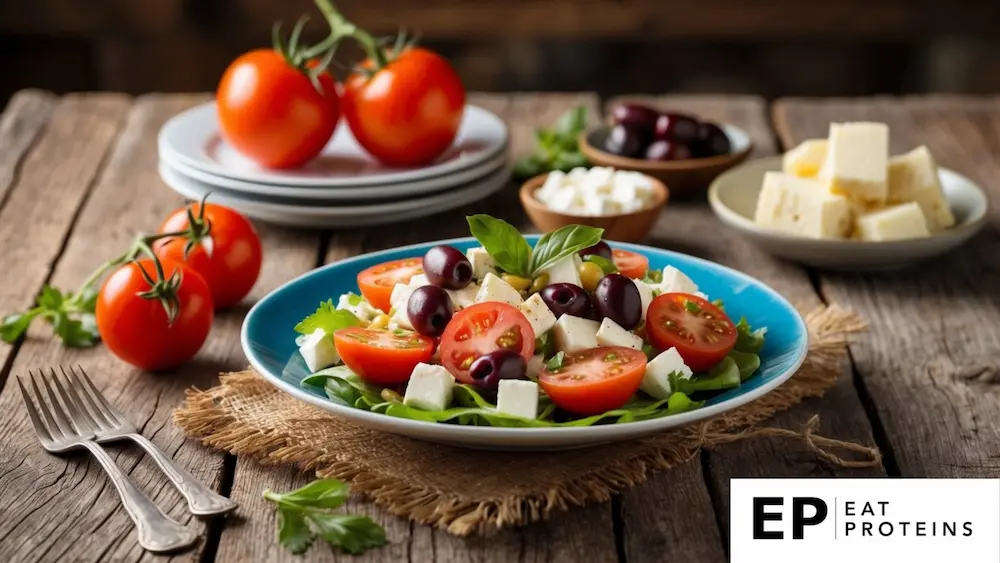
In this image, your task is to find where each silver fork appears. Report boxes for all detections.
[17,370,198,553]
[60,365,237,516]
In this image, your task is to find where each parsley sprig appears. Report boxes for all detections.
[264,478,387,555]
[514,106,590,179]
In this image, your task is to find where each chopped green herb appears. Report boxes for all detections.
[545,351,566,371]
[294,300,362,335]
[346,292,364,306]
[683,299,702,314]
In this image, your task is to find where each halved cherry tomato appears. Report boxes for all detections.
[333,327,435,385]
[646,293,737,372]
[538,346,646,415]
[357,258,424,313]
[438,303,535,383]
[612,249,649,279]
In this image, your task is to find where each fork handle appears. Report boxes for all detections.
[80,441,198,553]
[127,433,238,516]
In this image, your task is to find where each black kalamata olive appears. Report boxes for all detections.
[469,349,527,390]
[579,241,612,261]
[692,122,732,157]
[407,285,454,337]
[654,112,700,144]
[422,245,473,289]
[604,124,644,158]
[540,283,592,319]
[593,274,642,329]
[610,104,659,135]
[645,140,694,161]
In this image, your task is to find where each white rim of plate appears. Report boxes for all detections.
[158,103,509,187]
[160,148,509,201]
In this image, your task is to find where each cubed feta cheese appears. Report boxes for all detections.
[641,347,692,399]
[475,272,524,306]
[551,314,600,353]
[535,170,567,201]
[754,171,853,239]
[546,186,582,213]
[610,171,640,204]
[298,329,340,373]
[855,202,931,241]
[819,122,889,202]
[782,139,828,178]
[584,197,623,216]
[526,355,545,379]
[466,247,497,280]
[518,293,557,337]
[657,265,699,295]
[390,306,413,330]
[336,293,380,321]
[580,166,615,194]
[390,282,416,312]
[403,363,455,411]
[596,318,643,350]
[632,279,654,321]
[408,273,430,287]
[448,284,479,309]
[496,379,539,419]
[539,255,582,287]
[887,145,954,231]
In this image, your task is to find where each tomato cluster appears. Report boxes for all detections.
[216,2,466,170]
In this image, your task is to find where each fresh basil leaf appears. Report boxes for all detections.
[554,106,588,139]
[734,317,767,354]
[551,150,588,171]
[529,224,604,276]
[309,512,387,555]
[466,215,532,277]
[681,356,741,392]
[535,128,559,152]
[294,300,362,335]
[583,254,618,274]
[728,349,761,381]
[545,351,565,371]
[278,479,350,509]
[1,312,34,344]
[277,507,313,554]
[514,154,545,179]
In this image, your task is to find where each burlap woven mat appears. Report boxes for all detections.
[174,305,879,536]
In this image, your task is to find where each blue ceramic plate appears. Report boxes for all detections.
[242,237,808,450]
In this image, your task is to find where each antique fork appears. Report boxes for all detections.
[17,370,199,553]
[59,365,237,516]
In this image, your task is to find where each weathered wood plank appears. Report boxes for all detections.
[0,90,56,213]
[607,95,884,546]
[773,96,1000,478]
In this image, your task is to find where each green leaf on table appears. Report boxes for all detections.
[514,154,545,179]
[51,311,99,348]
[734,316,767,354]
[294,300,362,335]
[529,224,604,276]
[0,312,34,344]
[37,286,64,309]
[277,507,313,554]
[277,479,350,509]
[308,512,387,555]
[583,254,618,274]
[466,215,533,278]
[551,150,588,171]
[513,105,591,178]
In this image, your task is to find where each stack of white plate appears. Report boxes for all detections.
[157,103,511,228]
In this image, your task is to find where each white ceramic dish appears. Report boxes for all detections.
[159,161,512,229]
[708,156,989,270]
[160,149,508,202]
[158,103,508,187]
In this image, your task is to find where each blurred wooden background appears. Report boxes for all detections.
[2,0,1000,103]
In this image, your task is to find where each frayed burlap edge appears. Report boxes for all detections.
[175,304,877,535]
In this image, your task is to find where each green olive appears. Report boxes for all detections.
[380,388,403,403]
[578,261,605,292]
[501,273,532,292]
[529,273,550,294]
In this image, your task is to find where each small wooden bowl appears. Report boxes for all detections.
[519,172,669,243]
[578,124,753,198]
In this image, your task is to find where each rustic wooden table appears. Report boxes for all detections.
[0,90,996,562]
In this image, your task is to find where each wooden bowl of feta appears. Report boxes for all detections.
[519,167,668,243]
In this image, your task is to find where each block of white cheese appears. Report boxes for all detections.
[465,247,497,281]
[818,122,889,203]
[496,379,539,419]
[754,171,853,239]
[887,146,955,232]
[449,283,479,310]
[854,202,931,242]
[539,255,582,287]
[641,347,692,400]
[336,293,381,322]
[656,265,699,295]
[298,329,340,373]
[389,306,414,331]
[518,293,557,337]
[390,283,416,312]
[551,314,600,353]
[782,139,828,178]
[408,273,430,288]
[632,278,654,321]
[475,273,524,307]
[596,318,643,350]
[403,363,455,411]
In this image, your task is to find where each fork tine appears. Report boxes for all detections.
[16,376,52,443]
[39,370,78,437]
[73,365,124,425]
[60,366,109,430]
[50,367,94,433]
[29,372,67,440]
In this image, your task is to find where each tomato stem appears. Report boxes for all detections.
[307,0,388,70]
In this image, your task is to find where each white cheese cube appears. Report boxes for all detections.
[298,329,340,373]
[694,291,709,300]
[465,247,497,280]
[580,166,615,194]
[336,294,380,321]
[657,265,699,295]
[754,171,853,239]
[539,255,582,287]
[518,293,557,337]
[888,146,954,231]
[855,202,931,242]
[641,347,692,399]
[403,363,455,411]
[551,314,600,353]
[389,306,414,330]
[610,171,640,204]
[819,122,889,202]
[408,273,430,287]
[496,379,539,420]
[448,284,479,309]
[782,139,828,178]
[475,273,524,307]
[526,355,545,380]
[596,318,643,350]
[632,278,655,321]
[535,170,567,201]
[566,167,588,182]
[583,196,623,216]
[546,186,582,213]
